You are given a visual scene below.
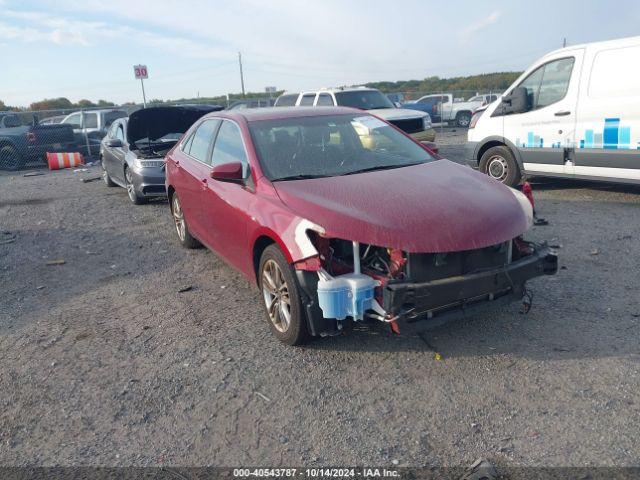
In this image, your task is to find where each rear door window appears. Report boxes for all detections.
[187,119,220,164]
[316,93,334,106]
[275,94,298,107]
[63,113,82,128]
[83,113,98,129]
[299,94,316,106]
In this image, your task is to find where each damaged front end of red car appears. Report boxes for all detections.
[293,231,557,337]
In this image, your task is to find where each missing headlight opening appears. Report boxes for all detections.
[296,232,557,336]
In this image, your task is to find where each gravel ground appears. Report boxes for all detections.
[1,134,639,473]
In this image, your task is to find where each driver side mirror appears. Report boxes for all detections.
[498,86,530,115]
[107,138,123,148]
[210,161,245,183]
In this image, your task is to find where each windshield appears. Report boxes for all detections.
[249,113,435,181]
[334,90,395,110]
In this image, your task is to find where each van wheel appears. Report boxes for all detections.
[455,111,472,127]
[259,244,309,346]
[479,146,521,187]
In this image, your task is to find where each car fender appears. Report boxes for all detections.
[250,226,295,264]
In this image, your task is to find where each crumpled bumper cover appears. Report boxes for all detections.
[383,244,558,325]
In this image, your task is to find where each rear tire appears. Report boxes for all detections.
[101,157,116,187]
[259,244,309,346]
[171,192,201,249]
[479,145,521,187]
[0,145,25,171]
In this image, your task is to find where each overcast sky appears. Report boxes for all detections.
[1,0,639,106]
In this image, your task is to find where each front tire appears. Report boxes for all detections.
[479,145,521,187]
[170,192,200,249]
[0,145,25,171]
[259,245,309,346]
[124,166,146,205]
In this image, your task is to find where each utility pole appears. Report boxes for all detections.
[238,51,246,97]
[140,78,147,108]
[562,37,567,47]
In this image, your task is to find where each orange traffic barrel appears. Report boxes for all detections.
[46,152,84,170]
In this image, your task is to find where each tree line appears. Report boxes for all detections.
[365,71,522,96]
[0,98,116,112]
[2,71,523,111]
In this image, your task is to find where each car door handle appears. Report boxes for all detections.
[554,110,571,116]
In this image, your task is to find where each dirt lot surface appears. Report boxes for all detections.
[1,132,639,472]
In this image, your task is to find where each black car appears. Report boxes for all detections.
[99,106,220,204]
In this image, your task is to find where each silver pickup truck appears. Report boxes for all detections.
[60,109,128,157]
[404,93,499,127]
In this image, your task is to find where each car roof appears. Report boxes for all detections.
[207,106,361,122]
[280,86,377,96]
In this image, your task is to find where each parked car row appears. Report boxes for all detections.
[96,103,557,346]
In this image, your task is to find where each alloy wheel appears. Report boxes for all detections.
[172,195,186,241]
[101,159,109,184]
[125,168,136,202]
[261,259,291,333]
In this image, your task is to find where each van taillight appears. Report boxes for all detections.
[26,132,36,143]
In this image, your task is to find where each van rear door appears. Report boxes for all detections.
[501,49,584,177]
[573,41,640,181]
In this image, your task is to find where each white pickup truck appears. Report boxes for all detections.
[405,93,499,127]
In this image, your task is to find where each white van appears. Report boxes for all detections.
[466,36,640,186]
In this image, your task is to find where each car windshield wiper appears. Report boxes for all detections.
[272,174,329,181]
[341,162,423,176]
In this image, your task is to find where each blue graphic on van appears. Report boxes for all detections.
[515,136,569,149]
[580,118,637,150]
[516,118,638,150]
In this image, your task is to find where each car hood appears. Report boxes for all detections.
[368,108,427,121]
[272,160,533,253]
[127,106,221,145]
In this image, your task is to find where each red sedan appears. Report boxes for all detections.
[165,107,557,345]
